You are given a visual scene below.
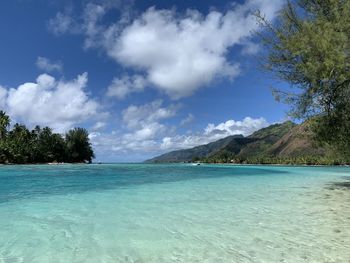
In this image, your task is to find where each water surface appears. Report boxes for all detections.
[0,164,349,262]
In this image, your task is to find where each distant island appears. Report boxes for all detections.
[146,121,349,165]
[0,111,94,164]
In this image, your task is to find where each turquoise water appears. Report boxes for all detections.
[0,164,349,262]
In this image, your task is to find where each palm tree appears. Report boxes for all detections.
[7,123,32,163]
[0,111,10,139]
[38,127,66,162]
[65,127,94,163]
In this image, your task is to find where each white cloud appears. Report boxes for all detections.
[91,121,106,131]
[89,115,269,161]
[204,117,268,137]
[89,130,160,162]
[49,0,284,99]
[107,75,147,99]
[36,56,63,73]
[109,1,283,98]
[0,86,7,109]
[180,113,194,126]
[122,100,178,130]
[120,100,178,145]
[82,3,108,49]
[1,73,100,132]
[48,12,76,35]
[89,100,179,158]
[108,7,243,99]
[241,41,260,55]
[160,117,269,151]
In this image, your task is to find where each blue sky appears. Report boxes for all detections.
[0,0,290,162]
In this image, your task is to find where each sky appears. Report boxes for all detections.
[0,0,291,162]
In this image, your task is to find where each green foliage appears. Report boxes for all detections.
[34,126,67,163]
[202,155,350,166]
[0,111,10,140]
[6,124,34,163]
[256,0,350,155]
[191,156,201,162]
[65,128,94,163]
[146,135,244,163]
[148,120,350,165]
[249,121,295,139]
[0,112,94,164]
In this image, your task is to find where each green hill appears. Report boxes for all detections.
[267,121,326,158]
[146,121,348,165]
[146,135,244,163]
[236,121,296,158]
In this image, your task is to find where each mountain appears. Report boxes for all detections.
[146,121,318,163]
[267,121,326,158]
[235,121,296,158]
[146,134,245,163]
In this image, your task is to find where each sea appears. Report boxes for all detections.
[0,164,349,262]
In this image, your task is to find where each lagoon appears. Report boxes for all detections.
[0,164,349,262]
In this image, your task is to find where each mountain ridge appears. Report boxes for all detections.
[146,134,244,163]
[145,121,341,164]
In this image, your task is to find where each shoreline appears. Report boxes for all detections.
[146,162,350,167]
[0,162,89,166]
[200,162,350,167]
[1,162,350,167]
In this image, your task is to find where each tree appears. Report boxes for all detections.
[0,111,94,164]
[7,123,33,163]
[35,126,66,163]
[65,128,94,163]
[0,110,10,139]
[256,0,350,154]
[0,111,10,162]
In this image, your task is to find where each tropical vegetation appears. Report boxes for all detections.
[256,0,350,156]
[0,111,94,164]
[147,121,350,165]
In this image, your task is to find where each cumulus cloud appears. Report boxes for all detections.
[36,56,63,73]
[122,100,178,129]
[49,0,284,99]
[0,73,99,132]
[121,100,178,144]
[110,1,283,98]
[107,75,147,99]
[204,117,269,138]
[107,7,244,98]
[89,114,269,160]
[90,130,160,161]
[89,100,179,157]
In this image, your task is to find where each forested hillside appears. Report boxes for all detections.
[147,121,348,165]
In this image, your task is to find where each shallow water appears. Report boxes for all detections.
[0,164,349,262]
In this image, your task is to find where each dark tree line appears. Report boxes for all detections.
[200,153,349,166]
[0,111,94,164]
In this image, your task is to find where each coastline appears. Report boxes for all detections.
[1,161,350,167]
[147,162,350,167]
[0,162,89,166]
[201,162,350,167]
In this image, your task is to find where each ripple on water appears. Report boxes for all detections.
[0,164,349,262]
